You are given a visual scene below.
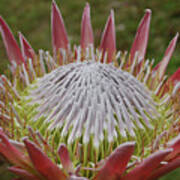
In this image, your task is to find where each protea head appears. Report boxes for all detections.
[0,1,180,180]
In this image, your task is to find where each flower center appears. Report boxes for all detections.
[27,61,158,147]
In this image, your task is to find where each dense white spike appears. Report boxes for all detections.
[28,58,36,79]
[22,63,30,86]
[172,81,180,96]
[143,62,151,84]
[115,51,121,60]
[39,49,46,74]
[130,51,138,73]
[27,60,157,146]
[119,51,127,69]
[154,75,167,95]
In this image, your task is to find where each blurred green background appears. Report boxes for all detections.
[0,0,180,74]
[0,0,180,179]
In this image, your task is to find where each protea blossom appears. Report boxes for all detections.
[0,1,180,180]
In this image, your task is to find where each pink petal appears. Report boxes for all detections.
[19,32,35,60]
[166,134,180,160]
[9,139,26,153]
[129,9,151,65]
[123,149,172,180]
[0,130,29,167]
[153,33,179,80]
[0,16,25,64]
[58,144,74,173]
[23,138,66,180]
[51,0,69,57]
[147,157,180,180]
[94,142,135,180]
[9,166,40,180]
[100,10,116,63]
[168,68,180,85]
[148,136,180,179]
[161,68,180,95]
[80,3,94,49]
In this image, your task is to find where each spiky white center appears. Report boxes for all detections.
[29,61,157,147]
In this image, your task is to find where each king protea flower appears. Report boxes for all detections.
[0,1,180,180]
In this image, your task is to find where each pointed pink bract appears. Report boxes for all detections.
[0,130,29,167]
[0,16,25,64]
[58,144,74,173]
[123,149,172,180]
[94,142,135,180]
[161,68,180,95]
[168,68,180,85]
[19,32,35,60]
[80,3,94,49]
[166,134,180,160]
[129,9,151,64]
[100,10,116,63]
[9,166,40,180]
[147,157,180,180]
[23,138,66,180]
[153,33,179,80]
[51,0,69,57]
